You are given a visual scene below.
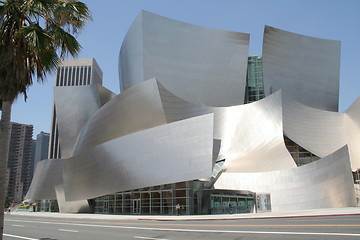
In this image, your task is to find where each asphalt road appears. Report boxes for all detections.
[3,214,360,240]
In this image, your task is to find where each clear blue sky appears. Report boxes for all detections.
[9,0,360,136]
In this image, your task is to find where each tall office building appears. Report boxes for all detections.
[6,122,33,202]
[35,132,50,163]
[29,139,36,182]
[30,132,50,181]
[49,58,103,159]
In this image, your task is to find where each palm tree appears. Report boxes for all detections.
[0,0,91,238]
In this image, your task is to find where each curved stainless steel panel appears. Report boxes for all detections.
[214,91,296,172]
[119,10,249,107]
[283,96,347,158]
[64,114,214,201]
[345,97,360,170]
[263,26,341,111]
[98,85,116,106]
[55,184,90,213]
[215,146,356,211]
[73,78,167,155]
[118,12,144,91]
[158,84,296,172]
[27,12,359,213]
[25,159,63,200]
[54,84,102,158]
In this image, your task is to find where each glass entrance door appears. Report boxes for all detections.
[133,199,140,214]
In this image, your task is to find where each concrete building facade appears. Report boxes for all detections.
[7,122,33,203]
[48,58,103,159]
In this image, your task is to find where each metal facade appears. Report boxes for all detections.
[215,146,356,211]
[119,11,250,107]
[64,114,214,201]
[283,96,347,158]
[26,11,360,213]
[263,25,341,111]
[346,97,360,170]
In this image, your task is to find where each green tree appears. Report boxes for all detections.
[4,196,12,209]
[0,0,91,238]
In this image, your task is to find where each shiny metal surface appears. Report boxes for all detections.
[283,96,347,158]
[54,84,102,158]
[263,26,341,111]
[54,184,90,213]
[25,159,63,200]
[64,114,214,201]
[26,12,359,213]
[215,146,356,211]
[345,97,360,170]
[73,78,167,155]
[214,91,296,172]
[159,85,295,172]
[120,10,249,107]
[98,85,116,106]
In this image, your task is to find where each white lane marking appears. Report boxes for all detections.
[134,236,170,240]
[6,219,360,237]
[58,228,79,233]
[11,224,25,227]
[3,233,38,240]
[287,218,357,222]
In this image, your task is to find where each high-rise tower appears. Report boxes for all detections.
[48,58,103,159]
[6,122,33,202]
[30,131,50,181]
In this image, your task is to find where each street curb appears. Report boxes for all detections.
[139,213,360,221]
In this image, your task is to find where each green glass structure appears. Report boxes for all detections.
[245,56,265,103]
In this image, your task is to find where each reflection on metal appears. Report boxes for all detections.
[263,25,341,111]
[283,95,360,170]
[119,10,250,107]
[98,85,116,106]
[74,80,295,174]
[158,82,296,172]
[25,159,63,200]
[215,146,356,211]
[54,84,102,158]
[55,185,90,213]
[26,11,360,213]
[64,114,214,201]
[345,97,360,170]
[73,78,167,155]
[213,91,296,172]
[283,96,347,158]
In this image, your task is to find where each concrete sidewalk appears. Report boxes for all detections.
[8,207,360,221]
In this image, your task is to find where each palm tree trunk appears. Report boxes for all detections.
[0,101,12,240]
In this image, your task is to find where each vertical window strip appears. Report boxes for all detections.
[60,67,64,86]
[83,66,88,85]
[50,114,56,159]
[71,66,76,86]
[68,67,72,86]
[75,67,79,86]
[80,67,84,85]
[53,123,58,159]
[87,67,92,84]
[64,67,68,86]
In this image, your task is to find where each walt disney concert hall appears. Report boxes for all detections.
[26,11,360,215]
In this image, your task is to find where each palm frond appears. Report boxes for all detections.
[48,22,80,57]
[0,0,91,102]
